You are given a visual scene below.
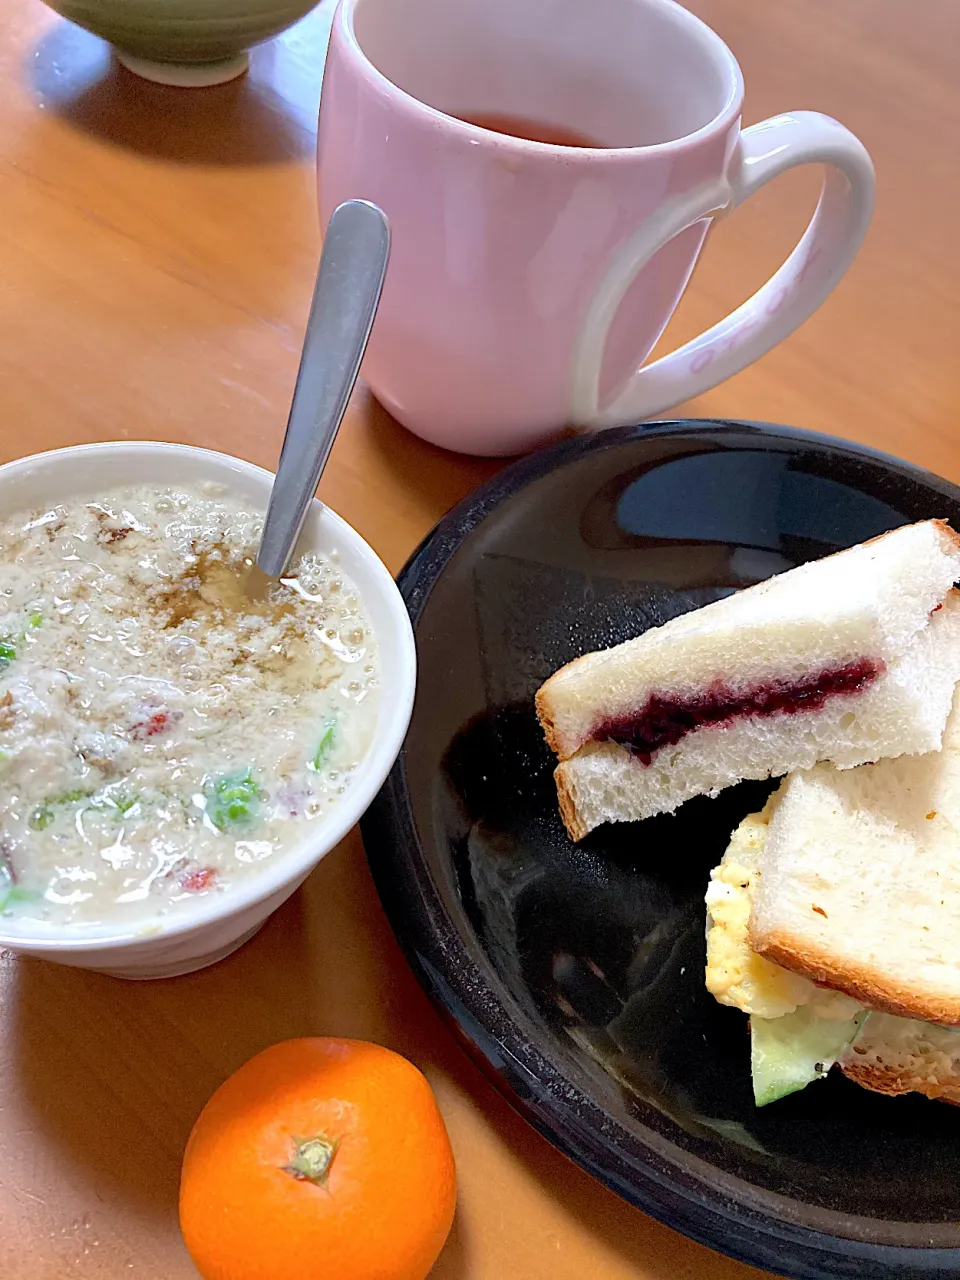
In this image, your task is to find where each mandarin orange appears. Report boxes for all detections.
[179,1038,457,1280]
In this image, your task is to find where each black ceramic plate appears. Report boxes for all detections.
[361,421,960,1279]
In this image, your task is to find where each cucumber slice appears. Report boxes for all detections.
[751,1006,865,1106]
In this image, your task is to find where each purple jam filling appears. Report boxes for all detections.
[592,658,884,765]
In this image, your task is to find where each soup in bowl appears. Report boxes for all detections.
[0,442,416,978]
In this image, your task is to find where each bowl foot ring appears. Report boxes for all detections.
[114,49,250,87]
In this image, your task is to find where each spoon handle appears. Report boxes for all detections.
[257,200,391,578]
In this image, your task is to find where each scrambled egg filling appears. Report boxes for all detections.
[704,798,861,1021]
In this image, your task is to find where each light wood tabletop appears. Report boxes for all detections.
[0,0,957,1276]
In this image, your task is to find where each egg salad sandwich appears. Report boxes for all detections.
[537,520,960,840]
[706,691,960,1106]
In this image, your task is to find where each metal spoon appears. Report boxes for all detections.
[255,199,391,581]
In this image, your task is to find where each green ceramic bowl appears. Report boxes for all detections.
[45,0,319,85]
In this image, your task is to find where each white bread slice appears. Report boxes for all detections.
[839,1013,960,1103]
[540,521,960,761]
[556,591,960,839]
[705,797,864,1021]
[749,689,960,1026]
[706,789,960,1103]
[539,520,960,840]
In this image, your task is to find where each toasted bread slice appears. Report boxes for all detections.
[539,521,960,839]
[705,797,863,1022]
[706,765,960,1104]
[749,689,960,1026]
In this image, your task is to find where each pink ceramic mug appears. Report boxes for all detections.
[317,0,874,457]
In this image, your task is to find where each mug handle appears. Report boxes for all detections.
[570,112,875,428]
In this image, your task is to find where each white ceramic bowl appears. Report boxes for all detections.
[0,442,416,979]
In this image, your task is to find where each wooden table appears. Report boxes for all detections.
[0,1,957,1276]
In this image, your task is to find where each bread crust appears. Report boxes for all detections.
[855,518,960,556]
[554,764,588,842]
[534,685,562,758]
[754,931,960,1027]
[840,1057,960,1104]
[930,517,960,556]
